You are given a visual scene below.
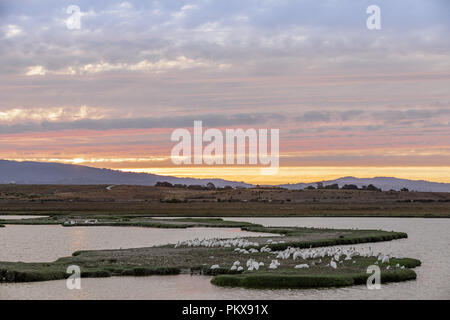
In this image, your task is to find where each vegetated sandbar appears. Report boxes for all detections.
[0,218,421,288]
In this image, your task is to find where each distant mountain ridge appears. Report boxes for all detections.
[0,160,252,188]
[1,160,449,192]
[278,176,450,192]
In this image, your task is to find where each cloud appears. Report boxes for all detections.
[0,111,285,134]
[0,0,449,78]
[2,24,23,38]
[0,106,109,123]
[371,108,450,121]
[24,57,231,76]
[297,111,332,122]
[288,107,450,135]
[172,3,199,19]
[78,56,230,74]
[25,65,47,76]
[0,0,449,169]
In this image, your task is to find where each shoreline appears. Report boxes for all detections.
[0,185,449,218]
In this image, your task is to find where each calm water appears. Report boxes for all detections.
[1,218,449,300]
[0,215,48,220]
[0,225,272,262]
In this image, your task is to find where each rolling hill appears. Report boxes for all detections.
[1,160,449,192]
[0,160,251,188]
[279,176,450,192]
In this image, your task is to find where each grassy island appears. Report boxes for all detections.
[0,217,420,288]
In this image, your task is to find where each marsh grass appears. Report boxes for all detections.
[211,269,418,289]
[0,216,260,229]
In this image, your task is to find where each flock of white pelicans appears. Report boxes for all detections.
[174,238,407,272]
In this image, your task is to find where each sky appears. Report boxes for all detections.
[0,0,449,184]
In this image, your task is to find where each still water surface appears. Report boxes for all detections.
[1,218,449,299]
[0,225,271,262]
[0,215,48,220]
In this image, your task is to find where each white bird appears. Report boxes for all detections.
[268,259,279,269]
[231,265,237,271]
[175,237,260,249]
[295,264,309,269]
[330,260,337,269]
[210,264,220,269]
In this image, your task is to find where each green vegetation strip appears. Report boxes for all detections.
[211,269,418,289]
[0,264,180,283]
[0,216,259,229]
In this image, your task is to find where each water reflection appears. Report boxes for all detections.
[1,225,272,262]
[0,215,48,220]
[69,228,87,255]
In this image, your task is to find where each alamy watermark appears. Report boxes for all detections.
[171,121,279,175]
[65,4,380,31]
[66,5,82,30]
[66,265,81,290]
[366,5,381,30]
[366,265,381,289]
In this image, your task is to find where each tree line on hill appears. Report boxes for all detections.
[156,181,410,192]
[155,181,232,190]
[305,182,409,192]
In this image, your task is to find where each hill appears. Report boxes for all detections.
[278,176,450,192]
[1,160,449,192]
[0,160,251,188]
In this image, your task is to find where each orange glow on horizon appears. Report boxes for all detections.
[118,166,450,185]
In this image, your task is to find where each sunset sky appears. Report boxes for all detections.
[1,0,449,184]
